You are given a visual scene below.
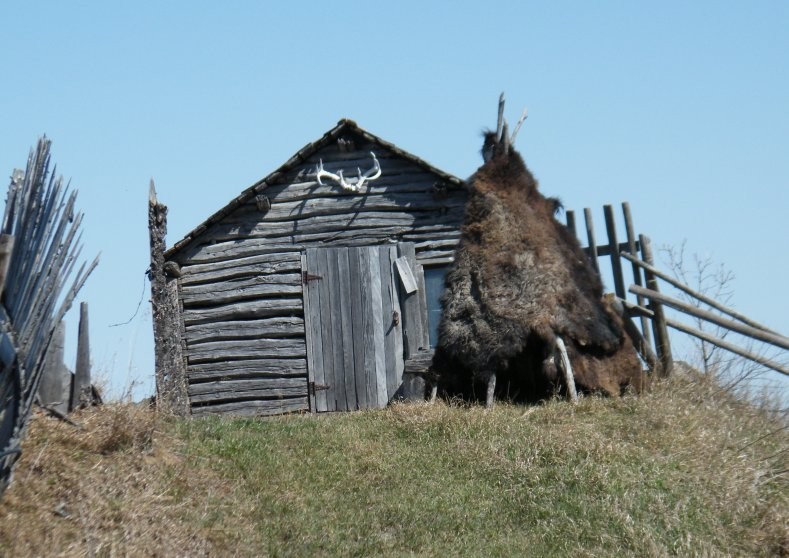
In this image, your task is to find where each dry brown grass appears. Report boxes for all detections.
[0,374,786,556]
[0,402,257,557]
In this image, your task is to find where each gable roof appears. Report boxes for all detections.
[166,119,465,258]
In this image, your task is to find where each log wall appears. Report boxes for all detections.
[173,132,467,416]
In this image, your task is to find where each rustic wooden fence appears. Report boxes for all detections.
[0,138,98,498]
[568,203,788,378]
[38,302,97,415]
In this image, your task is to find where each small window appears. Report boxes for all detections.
[424,266,450,348]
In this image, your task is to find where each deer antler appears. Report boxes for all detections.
[315,152,382,193]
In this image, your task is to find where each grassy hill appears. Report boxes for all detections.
[0,375,786,556]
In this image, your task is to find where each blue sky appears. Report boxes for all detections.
[1,2,787,399]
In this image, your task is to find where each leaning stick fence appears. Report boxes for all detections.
[0,138,98,498]
[567,202,788,378]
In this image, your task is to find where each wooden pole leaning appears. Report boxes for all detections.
[639,235,673,377]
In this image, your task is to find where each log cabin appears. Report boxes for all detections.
[150,119,468,416]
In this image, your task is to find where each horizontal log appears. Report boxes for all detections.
[190,396,309,417]
[185,316,305,345]
[630,285,789,351]
[404,350,435,376]
[412,237,461,251]
[180,252,301,285]
[622,252,779,335]
[180,242,302,265]
[184,237,418,266]
[401,229,464,241]
[666,318,789,377]
[202,211,466,244]
[262,174,464,204]
[418,256,455,267]
[183,210,465,263]
[187,338,306,363]
[181,273,302,306]
[415,248,458,262]
[188,377,308,403]
[245,193,466,223]
[215,225,411,248]
[183,297,303,325]
[619,298,655,319]
[188,357,307,382]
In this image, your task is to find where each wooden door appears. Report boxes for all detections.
[302,244,427,412]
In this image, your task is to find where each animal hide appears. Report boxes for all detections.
[432,133,645,402]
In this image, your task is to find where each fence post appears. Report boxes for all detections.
[583,208,599,273]
[148,180,190,416]
[71,302,92,409]
[640,235,673,377]
[38,321,70,415]
[603,204,626,299]
[621,203,652,347]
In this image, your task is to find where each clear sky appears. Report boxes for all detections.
[1,2,787,400]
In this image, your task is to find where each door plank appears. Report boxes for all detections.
[316,248,336,411]
[379,246,398,400]
[348,247,368,410]
[327,248,349,412]
[369,247,388,407]
[337,248,358,410]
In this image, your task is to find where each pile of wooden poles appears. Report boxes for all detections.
[0,138,98,498]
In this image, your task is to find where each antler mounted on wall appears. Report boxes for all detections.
[314,151,382,193]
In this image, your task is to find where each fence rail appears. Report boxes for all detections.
[568,202,787,379]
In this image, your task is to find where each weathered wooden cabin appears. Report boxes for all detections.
[155,120,468,417]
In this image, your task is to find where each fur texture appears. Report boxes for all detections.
[432,133,645,402]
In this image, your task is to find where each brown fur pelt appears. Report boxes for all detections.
[432,134,645,402]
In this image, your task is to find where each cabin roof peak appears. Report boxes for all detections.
[165,119,463,259]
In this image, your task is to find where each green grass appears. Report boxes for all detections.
[1,375,786,556]
[177,377,787,556]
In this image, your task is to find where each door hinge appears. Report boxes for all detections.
[303,271,323,285]
[309,381,330,396]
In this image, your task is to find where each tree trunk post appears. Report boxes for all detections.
[148,180,189,416]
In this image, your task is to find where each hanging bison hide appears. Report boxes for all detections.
[431,98,646,404]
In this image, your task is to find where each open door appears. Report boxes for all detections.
[301,243,429,412]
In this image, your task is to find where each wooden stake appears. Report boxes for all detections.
[565,210,577,237]
[603,205,626,299]
[38,321,69,415]
[486,373,496,409]
[0,235,15,297]
[640,235,673,377]
[72,302,91,409]
[621,202,652,347]
[584,208,599,273]
[555,337,578,402]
